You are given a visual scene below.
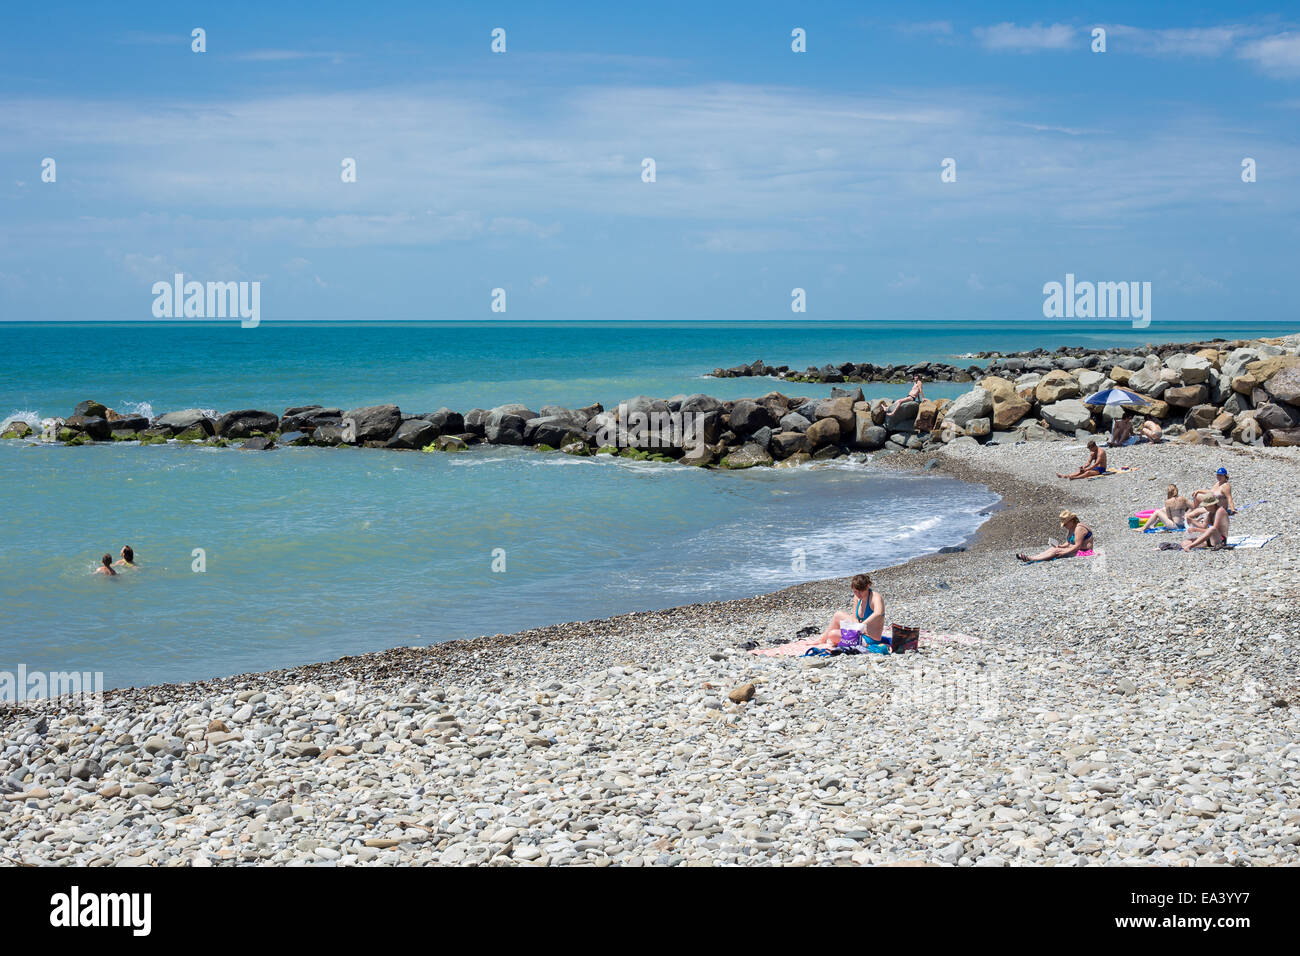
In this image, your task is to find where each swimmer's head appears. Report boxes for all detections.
[121,545,134,563]
[101,554,113,568]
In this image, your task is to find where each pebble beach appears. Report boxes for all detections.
[2,436,1297,867]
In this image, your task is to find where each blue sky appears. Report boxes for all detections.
[1,0,1298,324]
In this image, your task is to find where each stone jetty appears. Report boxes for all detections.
[7,332,1299,462]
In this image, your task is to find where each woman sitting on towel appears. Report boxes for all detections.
[1139,484,1191,531]
[815,573,885,648]
[1057,440,1107,480]
[1181,494,1230,551]
[1018,511,1094,562]
[1190,467,1236,514]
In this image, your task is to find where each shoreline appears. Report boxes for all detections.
[3,434,1298,865]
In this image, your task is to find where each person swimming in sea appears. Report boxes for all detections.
[814,573,885,649]
[113,545,136,567]
[93,554,117,576]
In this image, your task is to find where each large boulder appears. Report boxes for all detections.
[992,394,1032,429]
[853,414,887,450]
[769,431,808,459]
[483,408,529,445]
[343,404,402,443]
[1127,364,1161,394]
[419,407,465,436]
[1041,399,1093,434]
[1,420,33,439]
[64,415,111,440]
[1176,354,1212,385]
[805,418,841,448]
[1268,428,1300,447]
[72,400,108,419]
[1255,402,1300,431]
[778,411,811,433]
[1259,361,1300,404]
[524,416,589,449]
[385,419,439,449]
[1163,385,1208,408]
[1109,366,1132,385]
[728,400,773,436]
[1221,348,1264,382]
[978,376,1017,402]
[215,409,279,438]
[885,399,920,432]
[1034,370,1080,404]
[282,407,342,432]
[719,443,773,469]
[1183,405,1220,431]
[679,394,725,416]
[1077,369,1107,392]
[814,397,855,437]
[944,387,993,428]
[155,409,215,435]
[914,399,939,432]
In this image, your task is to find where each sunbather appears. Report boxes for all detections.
[815,573,884,648]
[1108,411,1134,447]
[887,376,924,416]
[1139,484,1191,531]
[1181,494,1230,550]
[1190,467,1236,513]
[1018,511,1094,562]
[1057,441,1107,480]
[1138,419,1163,443]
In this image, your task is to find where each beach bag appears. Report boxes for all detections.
[889,624,920,654]
[836,621,863,650]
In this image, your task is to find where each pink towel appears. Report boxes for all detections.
[750,629,981,656]
[1076,549,1096,558]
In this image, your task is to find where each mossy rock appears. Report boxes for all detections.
[65,433,91,446]
[534,443,556,453]
[174,427,208,442]
[110,430,139,441]
[57,427,79,443]
[138,433,169,445]
[595,445,618,455]
[619,448,651,461]
[647,453,675,464]
[205,437,230,447]
[560,442,590,456]
[2,422,33,439]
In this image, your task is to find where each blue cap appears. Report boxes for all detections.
[1216,467,1228,475]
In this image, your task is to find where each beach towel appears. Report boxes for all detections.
[1084,465,1138,480]
[1226,534,1279,550]
[1141,525,1185,534]
[1075,549,1096,558]
[751,628,980,656]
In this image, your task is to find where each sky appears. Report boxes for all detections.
[1,0,1298,324]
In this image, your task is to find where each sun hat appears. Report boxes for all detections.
[1059,510,1078,524]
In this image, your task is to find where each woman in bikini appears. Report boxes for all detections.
[1018,511,1094,562]
[887,376,924,416]
[815,573,885,648]
[1139,484,1191,531]
[1189,467,1236,514]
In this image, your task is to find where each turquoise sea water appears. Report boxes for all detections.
[0,320,1290,691]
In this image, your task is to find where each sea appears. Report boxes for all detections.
[0,319,1289,691]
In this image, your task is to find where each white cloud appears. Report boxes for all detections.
[1105,25,1244,57]
[1239,32,1300,77]
[975,23,1077,53]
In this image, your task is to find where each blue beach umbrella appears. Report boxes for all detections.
[1082,387,1151,408]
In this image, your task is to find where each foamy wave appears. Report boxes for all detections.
[115,400,156,419]
[1,409,41,430]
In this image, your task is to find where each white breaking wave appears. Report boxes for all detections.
[115,400,156,419]
[1,409,41,430]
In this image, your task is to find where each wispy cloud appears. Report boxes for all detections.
[1104,25,1245,57]
[1239,32,1300,77]
[234,49,352,64]
[974,23,1077,53]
